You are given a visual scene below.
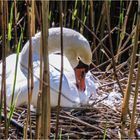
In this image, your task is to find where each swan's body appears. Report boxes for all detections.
[0,27,96,107]
[0,54,96,107]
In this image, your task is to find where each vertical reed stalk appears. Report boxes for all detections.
[41,1,50,138]
[0,0,3,124]
[8,2,14,50]
[129,1,140,138]
[64,1,67,27]
[98,2,106,64]
[35,2,42,139]
[8,0,21,129]
[121,1,140,138]
[0,0,8,138]
[10,0,17,107]
[116,0,132,63]
[24,0,34,139]
[72,0,78,29]
[80,0,85,34]
[55,1,63,139]
[105,1,124,96]
[31,0,35,35]
[90,0,98,65]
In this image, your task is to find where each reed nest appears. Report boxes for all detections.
[0,68,140,139]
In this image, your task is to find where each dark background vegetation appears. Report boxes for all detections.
[0,0,138,70]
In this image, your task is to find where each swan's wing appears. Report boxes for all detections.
[0,54,18,81]
[49,64,80,107]
[29,55,81,107]
[49,54,76,83]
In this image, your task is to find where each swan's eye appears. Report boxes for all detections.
[77,57,80,61]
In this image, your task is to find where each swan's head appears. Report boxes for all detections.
[65,36,92,92]
[65,35,92,68]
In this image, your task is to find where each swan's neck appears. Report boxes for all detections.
[20,32,60,74]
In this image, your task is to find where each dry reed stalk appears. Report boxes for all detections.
[0,1,3,124]
[55,1,63,139]
[64,1,67,27]
[121,1,140,138]
[128,2,140,137]
[119,26,136,52]
[34,2,41,28]
[95,26,135,72]
[90,0,99,65]
[80,0,85,34]
[105,1,124,96]
[31,0,35,35]
[99,1,106,60]
[0,1,8,138]
[24,0,34,139]
[95,2,105,35]
[41,1,50,138]
[35,2,42,139]
[91,36,137,72]
[116,0,132,63]
[92,27,116,55]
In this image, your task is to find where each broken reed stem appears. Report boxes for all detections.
[105,1,124,96]
[121,1,140,138]
[41,1,50,138]
[55,1,63,139]
[129,1,140,138]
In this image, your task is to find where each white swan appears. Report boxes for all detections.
[20,27,92,75]
[0,27,96,107]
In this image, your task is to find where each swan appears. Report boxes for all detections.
[0,27,96,107]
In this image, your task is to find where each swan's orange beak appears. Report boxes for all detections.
[74,68,86,92]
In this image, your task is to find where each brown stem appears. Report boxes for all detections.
[55,1,63,139]
[41,1,50,138]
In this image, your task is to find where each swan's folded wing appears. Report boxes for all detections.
[49,64,80,107]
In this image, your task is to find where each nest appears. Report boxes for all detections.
[0,68,140,139]
[0,104,121,139]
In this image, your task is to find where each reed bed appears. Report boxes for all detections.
[0,0,140,139]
